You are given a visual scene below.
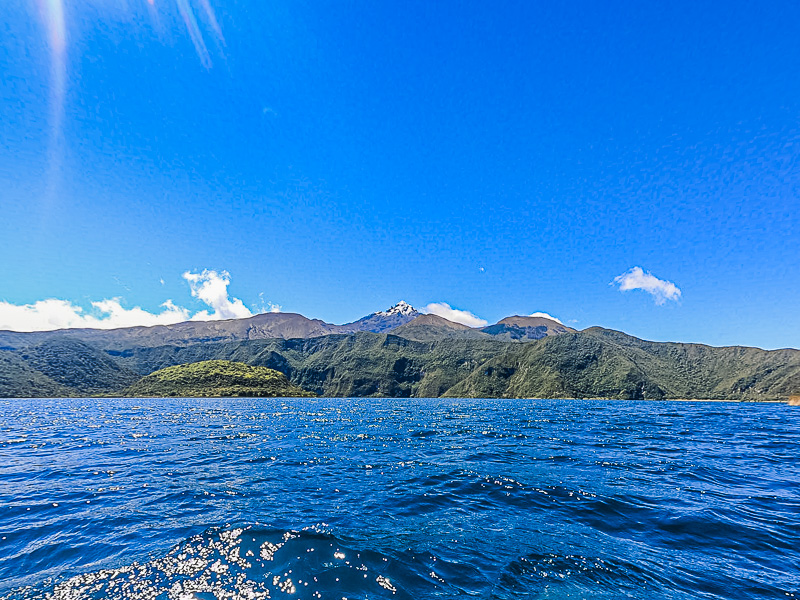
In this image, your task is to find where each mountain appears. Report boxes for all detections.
[388,314,492,342]
[445,328,800,400]
[0,302,423,351]
[120,360,315,397]
[0,339,140,396]
[1,307,798,401]
[85,327,800,401]
[105,333,511,398]
[0,312,337,351]
[17,339,140,393]
[0,350,74,398]
[335,301,420,334]
[481,316,575,341]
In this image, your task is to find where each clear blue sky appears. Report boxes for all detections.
[1,1,798,349]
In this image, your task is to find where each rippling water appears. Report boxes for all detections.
[0,398,797,599]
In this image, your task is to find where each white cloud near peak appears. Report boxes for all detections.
[183,269,253,320]
[422,302,488,328]
[255,292,282,314]
[612,267,682,305]
[528,311,564,325]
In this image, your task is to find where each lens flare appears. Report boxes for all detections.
[35,0,226,195]
[175,0,212,68]
[37,0,67,205]
[198,0,226,48]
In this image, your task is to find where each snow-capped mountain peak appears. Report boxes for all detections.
[335,301,419,333]
[376,301,416,317]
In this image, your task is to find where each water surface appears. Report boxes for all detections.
[0,398,797,599]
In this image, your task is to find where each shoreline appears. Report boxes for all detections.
[1,396,793,403]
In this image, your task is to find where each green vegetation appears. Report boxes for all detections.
[20,339,140,393]
[104,329,799,401]
[110,333,511,398]
[1,326,798,401]
[0,339,139,397]
[120,360,315,397]
[446,328,800,400]
[0,350,74,397]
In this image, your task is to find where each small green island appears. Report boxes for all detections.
[120,360,315,398]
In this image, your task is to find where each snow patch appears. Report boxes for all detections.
[376,301,417,317]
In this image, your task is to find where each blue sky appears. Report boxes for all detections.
[1,1,798,349]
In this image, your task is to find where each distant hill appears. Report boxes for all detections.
[19,339,140,393]
[388,314,492,342]
[1,307,798,401]
[0,351,74,398]
[91,328,800,401]
[0,302,425,351]
[0,339,140,397]
[108,333,512,398]
[446,328,800,401]
[481,316,575,341]
[120,360,315,397]
[0,312,337,351]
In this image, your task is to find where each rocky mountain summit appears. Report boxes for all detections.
[480,316,575,341]
[377,301,417,317]
[335,301,421,334]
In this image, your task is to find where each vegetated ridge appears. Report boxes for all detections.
[120,360,315,398]
[0,305,798,400]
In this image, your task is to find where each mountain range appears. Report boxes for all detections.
[1,302,798,400]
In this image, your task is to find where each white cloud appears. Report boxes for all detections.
[529,311,564,325]
[612,266,682,305]
[0,298,190,332]
[422,302,488,328]
[183,269,253,320]
[0,269,271,332]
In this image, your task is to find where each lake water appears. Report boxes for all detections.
[0,398,797,599]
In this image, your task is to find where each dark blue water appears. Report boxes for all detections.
[0,398,797,599]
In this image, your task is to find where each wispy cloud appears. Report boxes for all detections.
[529,311,564,325]
[422,302,488,328]
[183,269,252,320]
[612,267,682,305]
[255,292,282,314]
[0,269,273,332]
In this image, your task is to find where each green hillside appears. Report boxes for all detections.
[0,351,74,398]
[445,328,800,400]
[1,327,798,401]
[111,333,511,398]
[106,329,800,401]
[0,339,140,396]
[20,339,140,393]
[120,360,315,397]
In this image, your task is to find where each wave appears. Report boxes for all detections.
[5,526,442,600]
[4,524,681,600]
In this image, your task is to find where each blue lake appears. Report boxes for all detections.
[0,398,797,599]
